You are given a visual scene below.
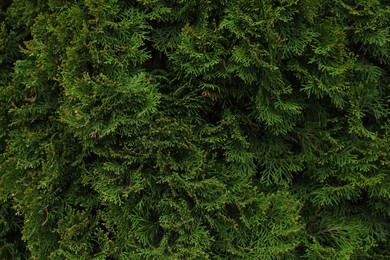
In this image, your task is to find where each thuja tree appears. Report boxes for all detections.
[1,0,389,259]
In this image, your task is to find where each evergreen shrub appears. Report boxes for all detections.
[0,0,389,259]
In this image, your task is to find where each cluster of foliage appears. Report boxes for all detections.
[1,0,389,258]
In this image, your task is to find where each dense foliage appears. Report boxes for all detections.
[1,0,389,259]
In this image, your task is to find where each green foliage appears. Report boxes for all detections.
[1,0,389,258]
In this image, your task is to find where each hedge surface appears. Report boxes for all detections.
[1,0,389,259]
